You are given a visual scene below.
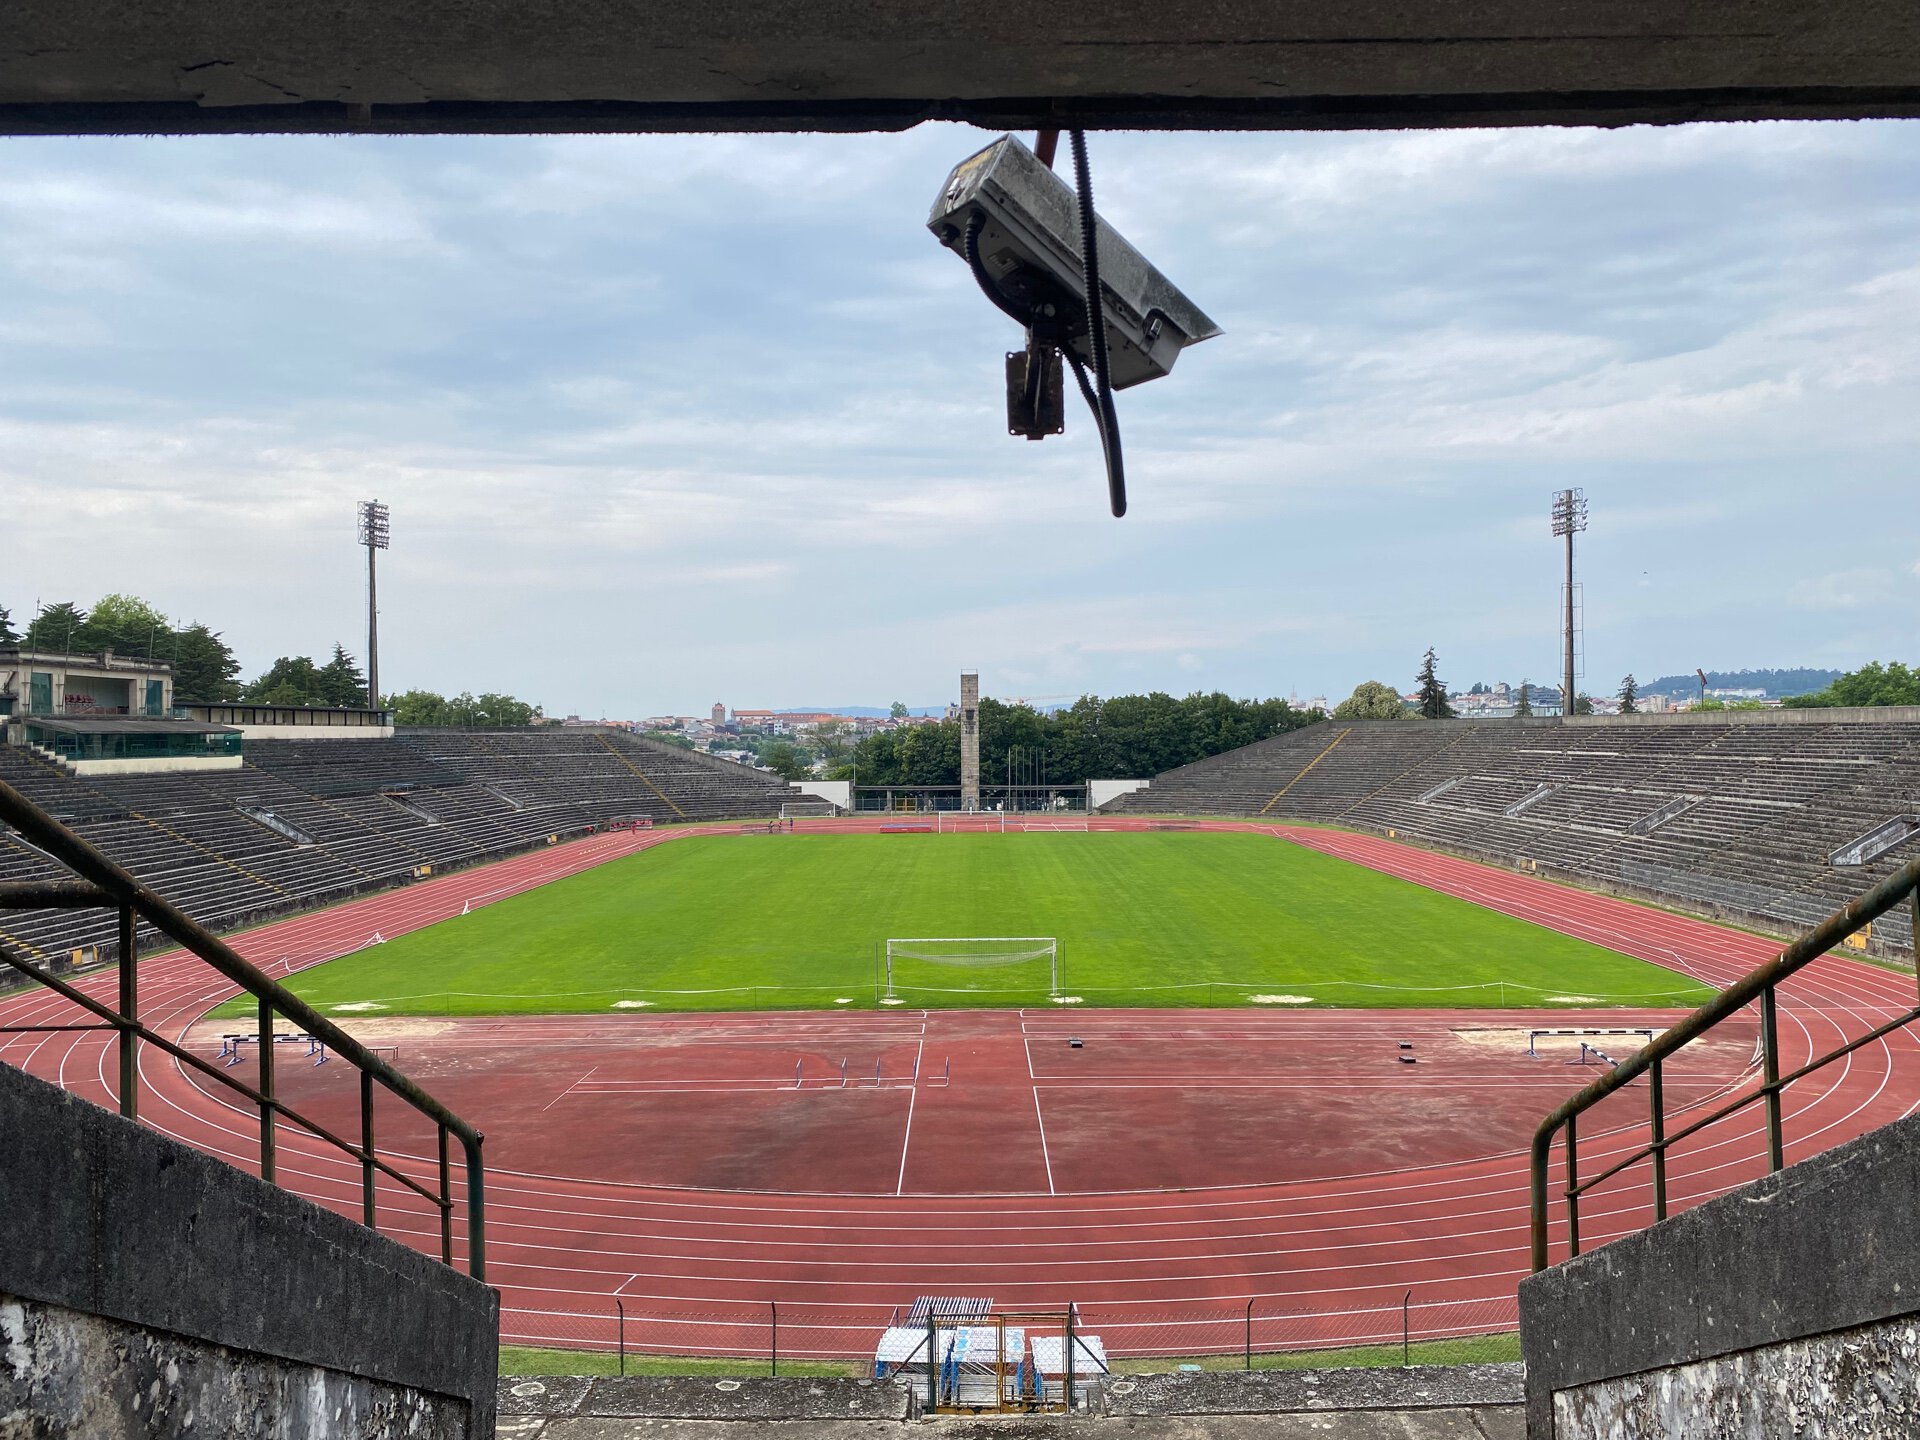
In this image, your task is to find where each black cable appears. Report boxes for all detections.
[962,213,1033,329]
[1069,128,1126,518]
[961,143,1126,517]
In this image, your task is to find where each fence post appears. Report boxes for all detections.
[1402,1289,1413,1367]
[616,1299,625,1376]
[1245,1298,1254,1371]
[771,1301,778,1377]
[1064,1304,1076,1413]
[927,1316,938,1412]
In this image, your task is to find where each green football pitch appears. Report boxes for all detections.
[245,831,1713,1016]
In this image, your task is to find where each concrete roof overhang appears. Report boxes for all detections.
[6,2,1920,137]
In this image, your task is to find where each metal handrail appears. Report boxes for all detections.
[0,776,487,1279]
[1530,853,1920,1272]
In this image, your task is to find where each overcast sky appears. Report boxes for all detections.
[4,120,1917,716]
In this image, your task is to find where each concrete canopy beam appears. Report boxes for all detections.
[4,1,1920,137]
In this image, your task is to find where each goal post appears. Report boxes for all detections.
[882,937,1059,1001]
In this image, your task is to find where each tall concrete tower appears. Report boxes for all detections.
[959,671,980,811]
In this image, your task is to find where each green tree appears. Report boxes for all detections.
[441,692,541,727]
[0,604,16,644]
[761,740,810,781]
[171,623,242,702]
[1332,681,1406,720]
[1783,661,1920,709]
[1515,682,1534,718]
[244,655,325,704]
[24,602,88,651]
[389,689,449,726]
[889,700,909,719]
[1415,649,1453,720]
[315,643,369,708]
[1618,674,1638,714]
[1573,694,1595,716]
[86,593,173,657]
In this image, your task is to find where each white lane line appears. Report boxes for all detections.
[896,1036,926,1196]
[1033,1086,1056,1196]
[542,1064,599,1111]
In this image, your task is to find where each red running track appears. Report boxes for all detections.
[5,818,1918,1360]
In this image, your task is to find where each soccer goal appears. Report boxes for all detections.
[881,937,1059,1001]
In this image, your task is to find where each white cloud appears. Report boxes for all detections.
[5,122,1920,708]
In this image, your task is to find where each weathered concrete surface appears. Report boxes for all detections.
[1,1292,470,1439]
[5,1,1920,136]
[0,1059,498,1436]
[1521,1108,1920,1438]
[1553,1314,1920,1439]
[501,1375,910,1421]
[496,1367,1527,1438]
[1104,1363,1523,1416]
[494,1411,1526,1439]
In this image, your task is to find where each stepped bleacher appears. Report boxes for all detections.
[1111,711,1920,953]
[0,729,809,967]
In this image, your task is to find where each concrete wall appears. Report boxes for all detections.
[1520,1108,1920,1437]
[0,1060,498,1438]
[65,753,246,775]
[794,780,850,811]
[1089,779,1150,809]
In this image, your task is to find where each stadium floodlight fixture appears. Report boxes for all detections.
[928,132,1220,518]
[357,499,391,550]
[357,500,390,711]
[1550,488,1588,538]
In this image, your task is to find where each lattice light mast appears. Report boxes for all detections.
[357,500,390,711]
[1551,489,1587,718]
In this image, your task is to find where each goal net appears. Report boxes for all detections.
[882,937,1059,1000]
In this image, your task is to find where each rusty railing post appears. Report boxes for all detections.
[1402,1289,1413,1367]
[1649,1054,1667,1222]
[463,1132,487,1280]
[771,1300,778,1377]
[616,1298,626,1376]
[360,1068,377,1227]
[258,995,276,1183]
[1530,1126,1553,1271]
[1244,1297,1253,1371]
[1761,986,1785,1172]
[438,1125,453,1265]
[117,903,137,1121]
[1563,1112,1579,1258]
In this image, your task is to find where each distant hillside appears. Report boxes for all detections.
[778,705,947,718]
[1640,668,1843,700]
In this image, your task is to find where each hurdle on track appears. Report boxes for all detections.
[1527,1028,1655,1059]
[219,1033,328,1067]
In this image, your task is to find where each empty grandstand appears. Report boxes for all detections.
[0,727,811,966]
[1109,709,1920,954]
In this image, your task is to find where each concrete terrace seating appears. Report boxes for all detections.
[395,728,800,824]
[1112,711,1920,954]
[1,727,809,964]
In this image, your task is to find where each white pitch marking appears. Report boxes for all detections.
[1032,1086,1056,1196]
[896,1036,926,1196]
[541,1064,599,1111]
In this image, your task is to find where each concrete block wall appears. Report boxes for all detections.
[1520,1108,1920,1437]
[0,1060,499,1438]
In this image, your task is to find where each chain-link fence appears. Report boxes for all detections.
[497,1289,1519,1377]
